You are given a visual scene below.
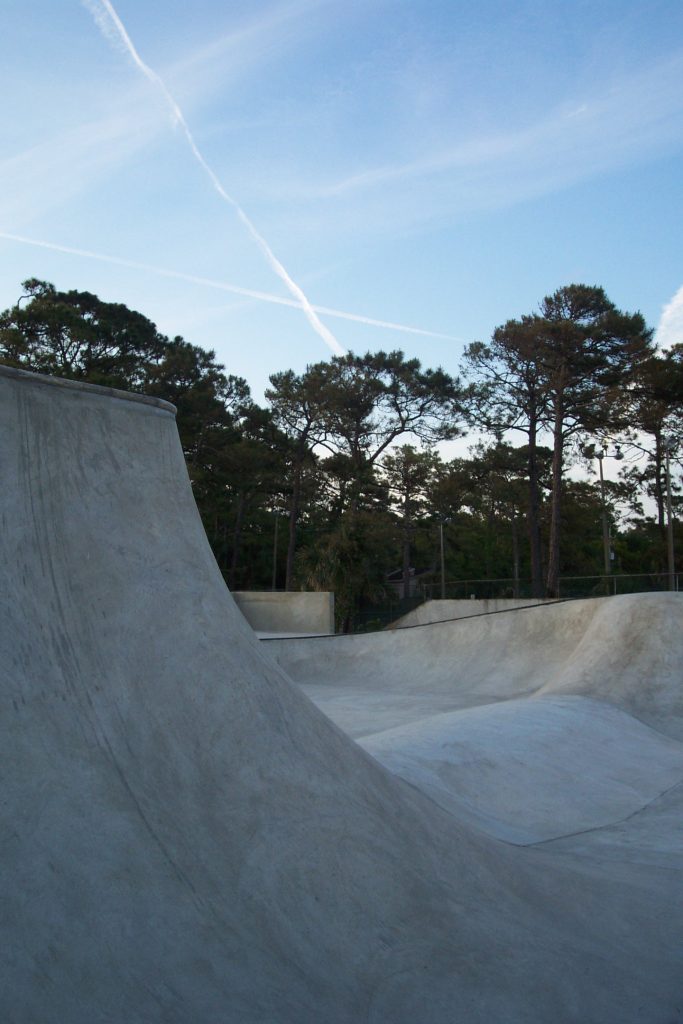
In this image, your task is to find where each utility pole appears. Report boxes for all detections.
[584,441,624,594]
[271,510,279,591]
[596,449,610,578]
[439,522,445,600]
[664,436,676,591]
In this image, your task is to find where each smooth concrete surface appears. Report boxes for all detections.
[389,597,556,628]
[361,695,683,844]
[266,595,683,739]
[267,598,683,834]
[232,589,334,635]
[2,363,683,1024]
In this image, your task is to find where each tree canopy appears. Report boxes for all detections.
[1,277,679,626]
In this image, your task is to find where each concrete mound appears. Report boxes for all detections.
[2,365,682,1023]
[361,695,683,843]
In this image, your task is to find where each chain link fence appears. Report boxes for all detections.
[420,572,679,602]
[350,572,681,631]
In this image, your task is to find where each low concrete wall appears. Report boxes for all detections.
[389,597,557,629]
[233,591,335,635]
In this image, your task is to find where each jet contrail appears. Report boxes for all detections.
[82,0,345,356]
[0,231,462,342]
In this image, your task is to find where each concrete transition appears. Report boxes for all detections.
[232,590,334,636]
[389,596,556,628]
[1,363,682,1023]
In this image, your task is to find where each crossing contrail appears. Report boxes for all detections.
[82,0,346,356]
[0,231,462,342]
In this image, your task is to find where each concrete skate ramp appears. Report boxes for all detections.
[267,595,683,845]
[267,594,683,739]
[389,596,554,628]
[361,696,683,843]
[2,365,683,1023]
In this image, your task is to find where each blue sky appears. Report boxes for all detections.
[2,0,683,404]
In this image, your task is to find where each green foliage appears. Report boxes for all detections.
[296,509,394,632]
[0,280,281,589]
[463,284,654,597]
[0,278,166,388]
[617,349,683,531]
[1,276,678,623]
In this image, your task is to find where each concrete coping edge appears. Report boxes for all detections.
[0,363,177,415]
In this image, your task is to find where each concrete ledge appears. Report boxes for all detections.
[232,591,334,635]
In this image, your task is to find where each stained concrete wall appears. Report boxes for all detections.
[232,590,334,635]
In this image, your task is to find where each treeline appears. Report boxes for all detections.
[1,278,681,629]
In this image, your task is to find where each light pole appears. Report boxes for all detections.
[663,435,677,590]
[439,521,445,599]
[596,448,610,578]
[271,507,279,592]
[584,442,624,586]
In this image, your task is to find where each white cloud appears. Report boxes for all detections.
[655,284,683,351]
[257,50,683,237]
[167,0,335,86]
[0,102,165,227]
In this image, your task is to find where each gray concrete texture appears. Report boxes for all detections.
[1,363,682,1023]
[232,589,334,635]
[389,596,556,628]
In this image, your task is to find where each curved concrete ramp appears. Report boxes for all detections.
[362,696,683,843]
[267,594,683,738]
[2,365,683,1023]
[268,594,683,847]
[388,596,555,628]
